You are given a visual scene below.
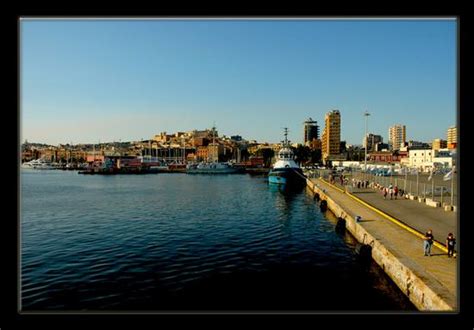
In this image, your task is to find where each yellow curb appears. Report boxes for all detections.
[319,178,448,253]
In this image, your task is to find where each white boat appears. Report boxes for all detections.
[186,124,242,174]
[138,156,169,172]
[21,158,56,170]
[268,128,305,186]
[186,161,241,174]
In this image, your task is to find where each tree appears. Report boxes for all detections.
[260,148,275,167]
[293,145,311,165]
[240,148,250,162]
[310,149,322,164]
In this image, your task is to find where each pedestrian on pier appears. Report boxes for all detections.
[383,187,388,199]
[424,229,434,256]
[446,233,456,258]
[389,184,393,200]
[394,186,398,200]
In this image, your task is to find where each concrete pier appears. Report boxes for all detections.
[306,178,457,311]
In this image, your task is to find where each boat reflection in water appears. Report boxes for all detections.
[268,180,304,222]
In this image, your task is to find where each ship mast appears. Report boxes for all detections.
[212,123,216,163]
[283,127,289,147]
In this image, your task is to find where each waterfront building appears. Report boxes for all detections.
[388,124,406,151]
[375,142,390,152]
[192,137,209,147]
[154,132,174,143]
[308,138,322,150]
[196,146,209,161]
[433,149,454,169]
[368,151,408,163]
[303,118,319,146]
[363,133,383,152]
[408,148,454,172]
[401,140,431,150]
[432,139,448,151]
[447,126,457,149]
[207,143,224,162]
[321,109,341,163]
[408,149,433,171]
[192,128,217,140]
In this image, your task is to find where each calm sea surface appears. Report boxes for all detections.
[21,170,415,311]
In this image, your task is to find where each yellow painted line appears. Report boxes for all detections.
[318,178,448,253]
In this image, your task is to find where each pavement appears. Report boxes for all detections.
[336,183,457,242]
[310,178,457,306]
[352,172,458,206]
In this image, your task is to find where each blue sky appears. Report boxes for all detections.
[20,19,456,145]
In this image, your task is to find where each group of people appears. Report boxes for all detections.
[380,184,400,200]
[329,173,349,186]
[423,229,456,258]
[349,179,406,201]
[370,182,405,200]
[351,178,369,189]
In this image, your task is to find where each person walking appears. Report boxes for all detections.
[394,185,398,200]
[383,187,388,200]
[389,184,393,200]
[424,229,434,256]
[446,233,456,258]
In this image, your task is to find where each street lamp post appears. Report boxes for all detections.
[451,166,455,207]
[364,110,370,180]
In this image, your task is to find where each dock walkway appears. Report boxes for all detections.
[309,178,457,310]
[335,182,457,243]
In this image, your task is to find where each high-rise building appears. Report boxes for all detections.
[447,126,457,149]
[363,133,383,152]
[388,124,406,151]
[303,118,319,146]
[321,110,341,161]
[432,138,447,151]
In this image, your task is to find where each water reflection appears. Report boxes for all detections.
[22,171,415,310]
[269,183,298,213]
[268,183,305,233]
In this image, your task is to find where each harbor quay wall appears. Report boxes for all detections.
[306,178,454,311]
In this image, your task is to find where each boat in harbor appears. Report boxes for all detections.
[186,124,242,174]
[21,158,57,170]
[186,161,241,174]
[268,128,306,186]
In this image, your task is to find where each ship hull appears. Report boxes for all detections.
[268,167,306,186]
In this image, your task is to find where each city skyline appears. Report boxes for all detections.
[21,19,456,145]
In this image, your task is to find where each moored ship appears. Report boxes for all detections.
[186,161,241,174]
[268,128,306,186]
[185,124,243,174]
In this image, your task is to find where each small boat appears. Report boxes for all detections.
[21,158,56,170]
[268,128,306,186]
[186,124,242,174]
[186,161,241,174]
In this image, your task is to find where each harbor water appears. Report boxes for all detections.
[21,170,415,311]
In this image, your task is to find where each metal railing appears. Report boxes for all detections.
[304,168,457,208]
[350,169,457,207]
